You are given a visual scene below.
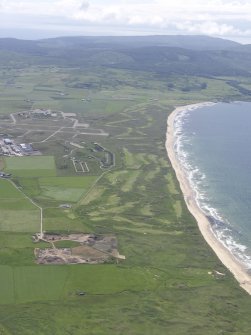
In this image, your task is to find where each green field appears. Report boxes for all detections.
[0,62,251,334]
[0,180,40,232]
[0,179,24,199]
[0,265,157,305]
[0,209,40,232]
[38,176,97,202]
[43,207,87,232]
[4,156,56,177]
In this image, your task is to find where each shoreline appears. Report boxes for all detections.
[165,102,251,295]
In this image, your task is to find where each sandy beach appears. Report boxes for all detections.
[166,102,251,295]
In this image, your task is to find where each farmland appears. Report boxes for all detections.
[0,264,155,305]
[4,156,57,177]
[0,55,251,334]
[0,179,40,232]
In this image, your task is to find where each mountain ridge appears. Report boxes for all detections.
[0,35,250,77]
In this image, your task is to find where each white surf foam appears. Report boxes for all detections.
[173,103,251,270]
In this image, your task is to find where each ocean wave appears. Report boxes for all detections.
[173,103,251,269]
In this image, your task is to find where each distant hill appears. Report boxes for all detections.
[0,35,250,77]
[38,35,240,51]
[229,43,251,53]
[0,35,241,53]
[0,38,45,55]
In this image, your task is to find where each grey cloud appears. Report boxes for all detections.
[79,1,89,11]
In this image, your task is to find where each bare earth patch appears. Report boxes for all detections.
[34,233,125,264]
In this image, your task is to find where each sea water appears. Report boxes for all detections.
[174,101,251,270]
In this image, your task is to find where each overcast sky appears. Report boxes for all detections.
[1,0,251,43]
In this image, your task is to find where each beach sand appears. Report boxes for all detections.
[166,103,251,295]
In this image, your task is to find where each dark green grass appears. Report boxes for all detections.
[13,178,41,197]
[13,266,69,303]
[0,179,24,199]
[0,264,157,305]
[0,232,47,249]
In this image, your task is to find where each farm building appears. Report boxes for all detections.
[2,147,9,155]
[20,143,33,152]
[4,138,13,145]
[32,109,52,117]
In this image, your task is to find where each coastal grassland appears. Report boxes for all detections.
[0,65,251,335]
[0,232,50,267]
[0,99,32,115]
[38,176,97,202]
[4,156,56,170]
[0,209,40,232]
[4,156,56,177]
[42,207,88,232]
[14,175,98,205]
[0,264,158,305]
[72,87,251,334]
[0,179,40,232]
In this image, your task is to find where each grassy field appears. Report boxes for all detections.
[38,176,97,202]
[0,209,40,232]
[4,156,56,177]
[0,179,40,232]
[0,65,251,334]
[0,263,158,305]
[42,207,88,232]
